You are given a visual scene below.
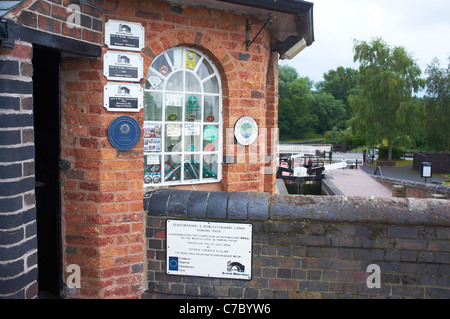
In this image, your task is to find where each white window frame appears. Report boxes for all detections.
[143,47,223,187]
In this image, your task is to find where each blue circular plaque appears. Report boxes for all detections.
[108,116,141,151]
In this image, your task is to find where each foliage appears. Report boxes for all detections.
[349,38,424,160]
[423,57,450,152]
[324,126,362,146]
[309,92,347,134]
[278,65,350,140]
[316,66,358,117]
[378,146,404,160]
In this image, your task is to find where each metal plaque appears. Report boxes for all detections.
[105,20,145,51]
[234,116,258,146]
[166,220,252,280]
[103,83,143,112]
[103,52,143,82]
[107,116,141,151]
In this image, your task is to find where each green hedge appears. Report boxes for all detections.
[378,146,403,159]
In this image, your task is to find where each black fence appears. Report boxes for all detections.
[412,151,450,174]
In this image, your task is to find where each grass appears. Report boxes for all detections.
[443,174,450,186]
[367,158,413,167]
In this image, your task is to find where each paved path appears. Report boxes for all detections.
[360,163,447,183]
[324,168,392,197]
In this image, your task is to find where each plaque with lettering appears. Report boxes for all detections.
[105,20,145,52]
[166,220,252,280]
[107,116,141,151]
[103,83,143,112]
[103,52,143,82]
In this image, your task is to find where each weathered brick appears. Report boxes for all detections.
[396,239,427,250]
[392,286,424,298]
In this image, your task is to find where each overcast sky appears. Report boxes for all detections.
[280,0,450,85]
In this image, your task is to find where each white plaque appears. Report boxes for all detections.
[103,52,143,82]
[105,20,145,51]
[166,220,252,280]
[234,116,258,146]
[103,83,143,112]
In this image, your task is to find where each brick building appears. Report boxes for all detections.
[0,0,315,298]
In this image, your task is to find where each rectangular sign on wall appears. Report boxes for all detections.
[166,220,252,280]
[103,83,143,112]
[103,52,143,82]
[105,20,145,52]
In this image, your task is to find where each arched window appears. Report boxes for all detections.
[143,47,222,186]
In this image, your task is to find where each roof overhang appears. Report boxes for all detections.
[165,0,314,59]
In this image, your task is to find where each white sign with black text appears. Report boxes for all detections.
[105,20,145,51]
[103,52,143,82]
[103,83,143,112]
[166,220,252,280]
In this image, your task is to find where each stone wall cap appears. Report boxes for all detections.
[144,190,450,227]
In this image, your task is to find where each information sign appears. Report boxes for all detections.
[103,52,143,82]
[105,20,145,51]
[166,220,252,280]
[103,83,143,112]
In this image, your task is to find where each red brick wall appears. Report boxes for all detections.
[109,0,278,193]
[9,0,280,299]
[60,55,145,298]
[6,0,103,45]
[56,0,279,299]
[145,190,450,299]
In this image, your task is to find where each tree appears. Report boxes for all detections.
[349,38,424,161]
[278,65,349,140]
[278,65,299,100]
[278,76,318,139]
[309,92,347,134]
[424,57,450,151]
[316,66,358,117]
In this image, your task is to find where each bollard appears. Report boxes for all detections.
[392,185,406,198]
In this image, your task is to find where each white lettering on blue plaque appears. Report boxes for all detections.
[105,20,144,52]
[107,116,141,151]
[104,83,143,112]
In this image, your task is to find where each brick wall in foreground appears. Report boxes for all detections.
[0,41,37,299]
[144,190,450,299]
[372,175,450,199]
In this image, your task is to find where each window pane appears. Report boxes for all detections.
[197,59,214,80]
[184,154,200,181]
[153,54,172,77]
[203,125,219,152]
[144,123,162,139]
[164,154,181,182]
[203,95,219,123]
[203,154,218,179]
[144,92,162,121]
[168,47,183,70]
[184,124,201,152]
[185,72,201,93]
[165,92,183,122]
[144,123,162,152]
[185,94,202,122]
[165,124,182,152]
[204,76,219,93]
[144,137,162,152]
[166,71,184,91]
[144,155,161,185]
[185,50,199,70]
[145,71,164,90]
